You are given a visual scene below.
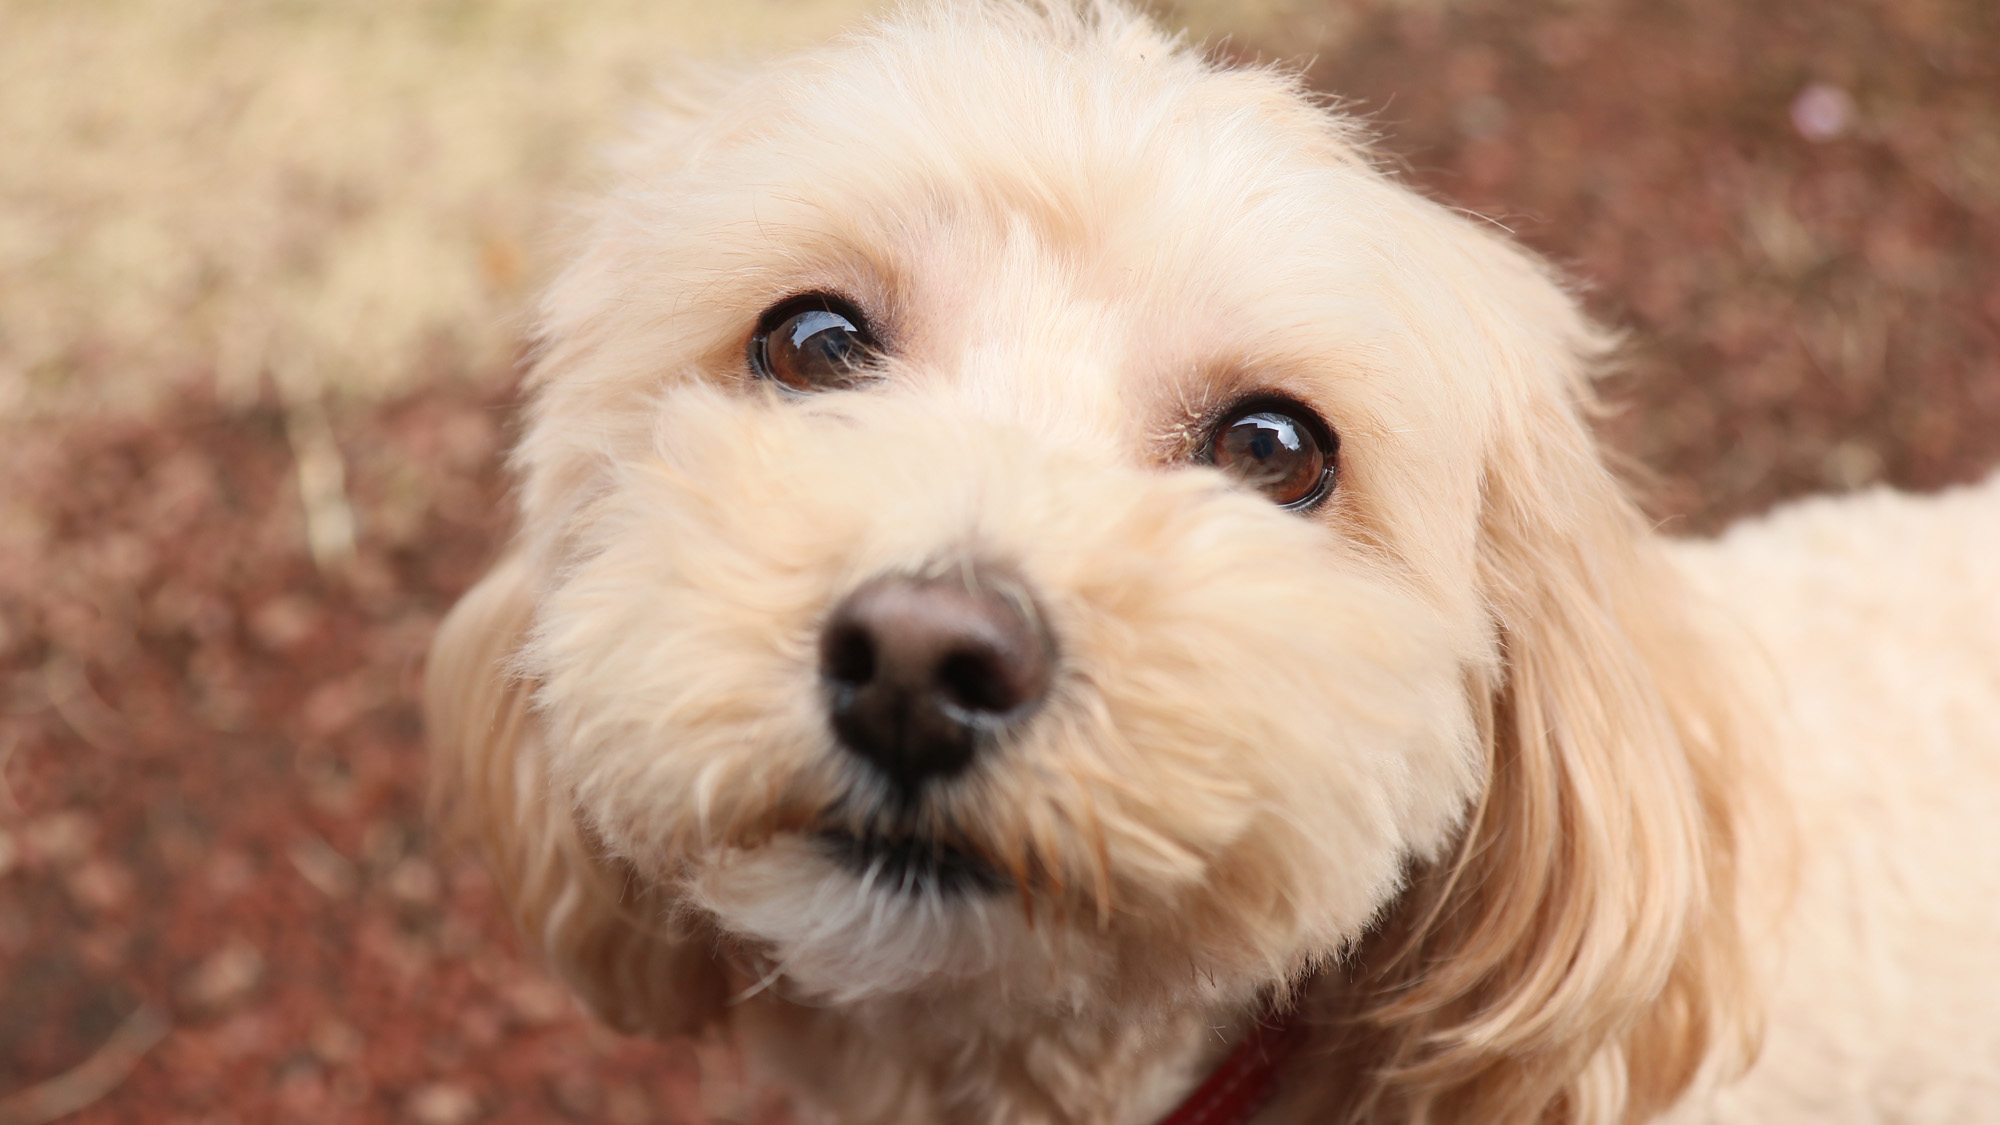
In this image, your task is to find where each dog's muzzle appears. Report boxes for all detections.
[819,567,1052,795]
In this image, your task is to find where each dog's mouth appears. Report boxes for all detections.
[815,828,1008,897]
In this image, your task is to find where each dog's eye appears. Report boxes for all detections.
[750,295,880,392]
[1204,400,1338,510]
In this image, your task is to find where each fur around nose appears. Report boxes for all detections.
[819,570,1052,792]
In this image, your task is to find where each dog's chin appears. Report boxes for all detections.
[686,834,1092,1006]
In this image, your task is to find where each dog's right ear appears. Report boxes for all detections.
[426,550,730,1036]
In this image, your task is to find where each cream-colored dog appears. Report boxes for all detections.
[426,4,2000,1122]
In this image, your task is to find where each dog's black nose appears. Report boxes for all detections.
[819,570,1052,792]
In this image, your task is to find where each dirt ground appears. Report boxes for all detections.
[1,1,1994,1123]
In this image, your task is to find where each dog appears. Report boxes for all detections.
[425,3,2000,1121]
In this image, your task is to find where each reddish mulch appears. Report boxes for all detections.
[2,1,1995,1123]
[0,386,765,1125]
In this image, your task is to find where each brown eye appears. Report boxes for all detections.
[750,295,879,391]
[1205,400,1337,510]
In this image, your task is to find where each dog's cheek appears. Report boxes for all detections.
[1035,501,1487,960]
[525,495,845,871]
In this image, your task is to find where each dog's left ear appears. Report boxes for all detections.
[1328,221,1767,1122]
[427,550,731,1037]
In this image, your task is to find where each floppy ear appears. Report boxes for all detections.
[426,549,730,1036]
[1319,245,1768,1123]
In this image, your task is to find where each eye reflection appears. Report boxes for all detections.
[750,295,880,391]
[1206,402,1336,510]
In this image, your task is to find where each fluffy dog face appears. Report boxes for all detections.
[514,3,1524,1009]
[432,3,1752,1118]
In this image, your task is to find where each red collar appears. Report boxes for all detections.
[1154,1009,1305,1125]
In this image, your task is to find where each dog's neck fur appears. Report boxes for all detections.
[734,987,1261,1125]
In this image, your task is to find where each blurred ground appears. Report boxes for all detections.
[0,1,1995,1123]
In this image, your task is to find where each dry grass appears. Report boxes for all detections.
[0,0,912,420]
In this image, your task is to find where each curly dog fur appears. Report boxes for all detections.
[426,4,2000,1121]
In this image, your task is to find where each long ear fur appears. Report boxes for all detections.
[426,550,729,1036]
[1310,244,1767,1124]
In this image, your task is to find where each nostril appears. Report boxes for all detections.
[822,623,877,687]
[936,647,1022,715]
[818,567,1054,791]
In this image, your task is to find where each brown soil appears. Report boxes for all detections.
[2,1,1994,1122]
